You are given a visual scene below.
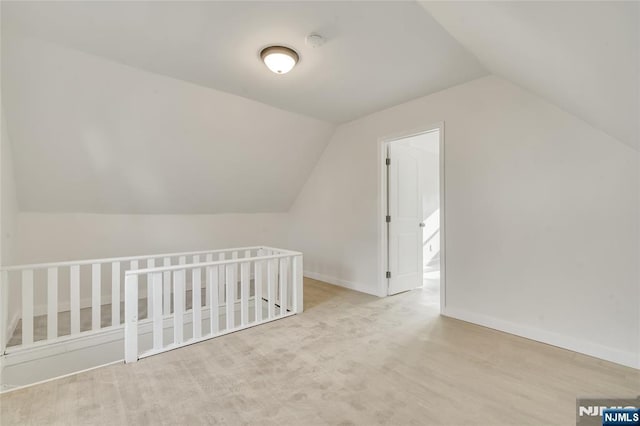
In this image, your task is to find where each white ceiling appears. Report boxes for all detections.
[420,1,640,150]
[1,1,488,124]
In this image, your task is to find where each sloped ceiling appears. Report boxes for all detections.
[1,0,488,214]
[1,36,335,214]
[1,1,487,124]
[420,1,640,150]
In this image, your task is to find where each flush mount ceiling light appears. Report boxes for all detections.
[260,46,299,74]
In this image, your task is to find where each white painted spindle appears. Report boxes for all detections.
[147,258,155,320]
[152,272,163,350]
[70,265,80,334]
[205,254,213,306]
[192,255,202,339]
[1,271,8,352]
[292,255,303,313]
[124,274,138,363]
[232,251,238,301]
[92,264,101,330]
[279,258,288,316]
[225,264,234,330]
[208,266,219,334]
[173,269,185,344]
[267,259,275,319]
[47,267,58,339]
[240,259,249,326]
[163,257,171,315]
[125,260,140,319]
[255,257,263,322]
[217,253,225,303]
[21,270,34,345]
[111,262,120,326]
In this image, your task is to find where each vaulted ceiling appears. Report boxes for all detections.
[1,1,487,124]
[1,1,637,214]
[420,1,639,150]
[2,35,335,214]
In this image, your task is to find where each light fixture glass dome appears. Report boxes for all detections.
[260,46,299,74]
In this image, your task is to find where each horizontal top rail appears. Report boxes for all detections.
[1,246,298,272]
[125,252,302,276]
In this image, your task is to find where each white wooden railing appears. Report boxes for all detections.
[0,247,302,363]
[123,247,302,362]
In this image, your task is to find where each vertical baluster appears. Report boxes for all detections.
[254,252,263,322]
[204,254,213,306]
[267,258,275,319]
[124,273,138,363]
[231,251,238,303]
[240,258,249,326]
[1,271,9,352]
[146,258,155,320]
[292,255,303,313]
[279,257,288,316]
[163,257,171,315]
[21,270,34,345]
[173,268,185,345]
[111,262,120,326]
[70,265,80,334]
[225,263,234,330]
[152,272,163,350]
[217,253,225,304]
[129,260,138,321]
[208,266,219,334]
[192,255,202,339]
[91,264,101,330]
[47,267,58,339]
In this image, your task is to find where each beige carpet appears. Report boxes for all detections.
[1,278,638,425]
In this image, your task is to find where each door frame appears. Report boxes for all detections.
[377,122,446,311]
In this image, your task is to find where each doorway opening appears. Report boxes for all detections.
[380,125,444,310]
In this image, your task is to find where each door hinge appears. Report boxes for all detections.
[386,271,391,279]
[385,158,390,166]
[386,215,391,223]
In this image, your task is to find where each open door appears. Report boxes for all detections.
[387,143,423,295]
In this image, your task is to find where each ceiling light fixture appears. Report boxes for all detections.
[260,46,299,74]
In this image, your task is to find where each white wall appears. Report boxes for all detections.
[15,212,288,264]
[11,212,289,316]
[1,106,18,266]
[289,75,639,368]
[2,35,335,214]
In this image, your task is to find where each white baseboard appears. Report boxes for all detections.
[304,271,384,297]
[442,306,639,370]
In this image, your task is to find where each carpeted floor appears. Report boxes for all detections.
[1,278,638,425]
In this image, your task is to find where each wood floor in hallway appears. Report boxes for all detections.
[1,278,638,425]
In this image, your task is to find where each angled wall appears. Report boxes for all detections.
[421,1,639,151]
[1,35,335,214]
[1,36,334,264]
[289,75,639,368]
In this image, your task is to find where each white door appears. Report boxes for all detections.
[387,143,423,295]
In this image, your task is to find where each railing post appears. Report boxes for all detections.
[22,270,34,346]
[292,255,303,314]
[1,270,8,353]
[124,274,138,363]
[151,272,163,351]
